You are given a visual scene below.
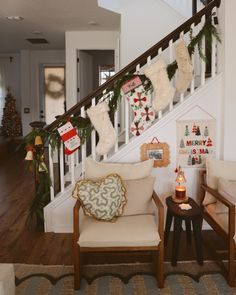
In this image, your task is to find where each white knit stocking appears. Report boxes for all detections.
[144,59,175,111]
[87,102,116,155]
[175,40,193,93]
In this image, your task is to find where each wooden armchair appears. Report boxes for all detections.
[199,170,236,286]
[73,190,164,290]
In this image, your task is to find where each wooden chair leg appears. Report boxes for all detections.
[74,244,81,290]
[228,239,235,287]
[157,242,164,288]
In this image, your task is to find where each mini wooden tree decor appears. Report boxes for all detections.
[140,137,170,168]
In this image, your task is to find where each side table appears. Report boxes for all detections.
[164,196,203,266]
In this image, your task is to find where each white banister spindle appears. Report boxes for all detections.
[169,39,174,111]
[81,107,86,176]
[125,98,130,144]
[59,142,65,193]
[190,24,195,95]
[179,32,185,103]
[48,144,54,201]
[114,110,118,152]
[103,154,107,161]
[70,153,75,185]
[211,8,217,78]
[91,98,96,160]
[158,110,162,119]
[201,15,206,86]
[158,47,162,56]
[136,64,140,73]
[147,56,151,66]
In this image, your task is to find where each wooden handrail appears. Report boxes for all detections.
[46,0,221,132]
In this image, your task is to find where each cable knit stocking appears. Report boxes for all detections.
[175,40,193,93]
[87,102,116,155]
[144,59,175,111]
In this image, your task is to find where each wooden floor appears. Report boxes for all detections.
[0,138,227,266]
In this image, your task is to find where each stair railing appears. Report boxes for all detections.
[45,0,220,201]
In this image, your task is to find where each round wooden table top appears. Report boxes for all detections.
[166,196,202,219]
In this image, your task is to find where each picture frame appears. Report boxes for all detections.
[140,141,170,167]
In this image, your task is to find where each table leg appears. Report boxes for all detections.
[164,209,173,246]
[192,217,203,265]
[185,220,192,244]
[172,217,182,267]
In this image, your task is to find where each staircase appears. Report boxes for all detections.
[43,0,221,233]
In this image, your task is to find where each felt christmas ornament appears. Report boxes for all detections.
[25,150,34,161]
[34,135,43,146]
[57,121,81,155]
[87,101,116,155]
[144,59,175,111]
[175,40,193,93]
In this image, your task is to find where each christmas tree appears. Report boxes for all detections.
[185,125,190,136]
[195,126,201,136]
[192,124,197,134]
[180,138,185,148]
[1,88,22,138]
[204,126,209,137]
[206,137,213,147]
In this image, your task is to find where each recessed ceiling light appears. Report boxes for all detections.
[32,31,42,35]
[6,16,24,21]
[88,21,98,26]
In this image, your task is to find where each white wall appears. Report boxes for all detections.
[65,31,119,109]
[0,53,21,114]
[20,50,65,135]
[163,0,204,18]
[218,0,236,161]
[117,0,185,67]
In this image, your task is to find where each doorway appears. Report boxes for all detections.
[39,65,66,125]
[77,50,115,101]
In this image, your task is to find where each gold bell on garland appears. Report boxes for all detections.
[35,135,43,146]
[25,150,34,161]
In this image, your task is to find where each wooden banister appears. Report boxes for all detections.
[46,0,221,132]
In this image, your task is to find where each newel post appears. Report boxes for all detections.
[28,121,49,231]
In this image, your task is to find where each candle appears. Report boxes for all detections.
[175,186,186,200]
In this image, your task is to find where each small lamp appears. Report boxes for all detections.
[173,166,188,203]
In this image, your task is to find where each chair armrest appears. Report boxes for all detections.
[152,191,164,241]
[73,200,81,241]
[202,184,235,239]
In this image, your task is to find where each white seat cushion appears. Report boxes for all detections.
[78,214,160,247]
[205,204,236,242]
[0,264,15,295]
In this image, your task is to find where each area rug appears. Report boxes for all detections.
[14,261,236,294]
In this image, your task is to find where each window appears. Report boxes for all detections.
[99,65,115,85]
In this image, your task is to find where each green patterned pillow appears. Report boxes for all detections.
[73,174,127,222]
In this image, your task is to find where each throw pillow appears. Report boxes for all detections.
[85,157,154,180]
[122,177,155,216]
[73,174,127,222]
[203,158,236,206]
[215,178,236,213]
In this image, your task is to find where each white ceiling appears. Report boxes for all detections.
[0,0,120,53]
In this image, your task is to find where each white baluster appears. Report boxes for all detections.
[81,106,86,176]
[125,98,130,144]
[114,110,118,152]
[158,48,162,56]
[211,8,217,78]
[179,32,185,103]
[48,144,54,201]
[136,64,140,73]
[147,56,151,66]
[190,23,195,95]
[169,39,174,111]
[158,110,162,119]
[103,154,107,161]
[59,142,65,193]
[201,15,206,86]
[91,98,96,160]
[70,152,75,185]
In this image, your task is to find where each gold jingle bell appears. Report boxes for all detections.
[25,150,33,161]
[35,135,43,146]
